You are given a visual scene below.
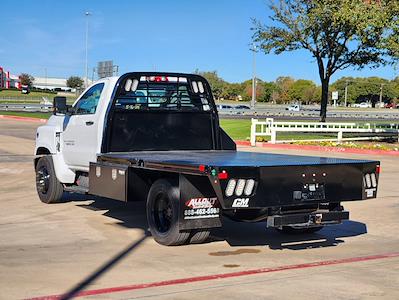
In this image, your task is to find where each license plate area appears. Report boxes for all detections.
[293,183,325,201]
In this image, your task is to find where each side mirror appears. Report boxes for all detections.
[53,96,70,115]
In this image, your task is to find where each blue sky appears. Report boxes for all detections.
[1,0,397,84]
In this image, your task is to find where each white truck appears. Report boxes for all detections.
[34,72,380,246]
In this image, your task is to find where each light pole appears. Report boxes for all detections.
[344,80,348,107]
[85,11,91,88]
[379,83,384,108]
[251,43,258,108]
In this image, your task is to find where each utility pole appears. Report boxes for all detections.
[251,43,257,108]
[344,80,348,107]
[85,11,91,88]
[44,68,47,90]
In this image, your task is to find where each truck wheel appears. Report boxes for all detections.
[190,230,210,244]
[277,225,324,234]
[35,156,64,204]
[146,179,190,246]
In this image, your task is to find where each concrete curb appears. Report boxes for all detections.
[0,114,47,123]
[236,140,399,156]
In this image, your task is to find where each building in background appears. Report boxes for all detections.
[33,77,72,92]
[0,66,21,89]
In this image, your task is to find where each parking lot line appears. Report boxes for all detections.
[27,251,399,300]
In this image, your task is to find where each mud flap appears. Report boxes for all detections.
[179,174,222,230]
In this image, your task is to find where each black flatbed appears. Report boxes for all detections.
[98,150,375,170]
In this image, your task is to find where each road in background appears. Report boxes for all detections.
[0,118,398,299]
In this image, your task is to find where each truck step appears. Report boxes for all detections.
[64,185,89,194]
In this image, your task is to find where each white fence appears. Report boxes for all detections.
[250,118,399,145]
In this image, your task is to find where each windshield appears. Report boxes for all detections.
[115,76,212,111]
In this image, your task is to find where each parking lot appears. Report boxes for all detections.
[0,117,398,300]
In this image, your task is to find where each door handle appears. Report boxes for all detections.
[85,121,94,126]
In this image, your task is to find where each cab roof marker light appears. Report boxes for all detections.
[178,77,187,82]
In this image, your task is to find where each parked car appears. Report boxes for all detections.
[359,102,372,108]
[216,104,233,110]
[21,85,30,94]
[285,104,301,111]
[235,105,250,110]
[384,103,395,109]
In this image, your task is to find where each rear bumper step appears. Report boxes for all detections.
[267,211,349,228]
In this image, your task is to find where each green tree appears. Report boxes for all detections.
[19,73,34,87]
[331,77,397,106]
[289,79,317,104]
[195,70,226,99]
[252,0,399,121]
[274,76,294,103]
[261,81,278,102]
[66,76,84,90]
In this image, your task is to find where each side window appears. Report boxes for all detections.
[74,83,105,115]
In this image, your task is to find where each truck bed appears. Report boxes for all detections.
[98,150,374,169]
[93,150,379,208]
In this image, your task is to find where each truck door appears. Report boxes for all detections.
[62,83,105,169]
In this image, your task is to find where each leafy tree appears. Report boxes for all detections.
[261,81,278,102]
[19,73,34,87]
[289,79,316,104]
[274,76,294,103]
[195,70,226,99]
[66,76,84,90]
[240,79,270,102]
[331,77,397,106]
[252,0,399,121]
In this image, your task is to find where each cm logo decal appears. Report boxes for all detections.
[232,198,249,208]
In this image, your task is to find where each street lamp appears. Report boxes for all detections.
[85,11,91,88]
[251,43,258,108]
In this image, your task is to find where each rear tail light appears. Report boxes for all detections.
[244,179,255,196]
[364,174,371,188]
[225,178,256,197]
[370,173,377,187]
[225,179,236,197]
[364,173,377,188]
[235,179,246,196]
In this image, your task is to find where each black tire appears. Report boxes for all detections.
[35,156,64,204]
[146,179,190,246]
[190,230,210,244]
[277,225,324,234]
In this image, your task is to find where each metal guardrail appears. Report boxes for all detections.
[0,103,52,112]
[218,109,399,120]
[250,118,399,145]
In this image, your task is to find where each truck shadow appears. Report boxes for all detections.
[211,218,367,250]
[67,193,367,251]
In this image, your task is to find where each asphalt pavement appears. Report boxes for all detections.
[0,118,398,300]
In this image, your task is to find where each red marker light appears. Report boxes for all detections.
[376,165,381,174]
[218,170,229,180]
[198,165,206,172]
